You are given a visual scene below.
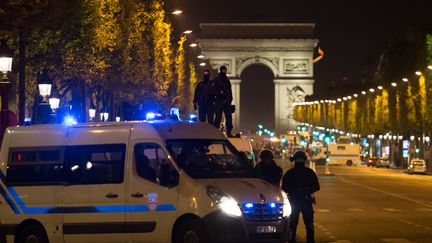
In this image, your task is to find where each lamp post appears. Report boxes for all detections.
[36,69,52,124]
[0,40,13,141]
[48,87,60,124]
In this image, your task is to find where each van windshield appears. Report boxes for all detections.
[166,139,253,179]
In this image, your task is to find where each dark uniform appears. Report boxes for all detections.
[253,150,283,186]
[282,151,320,243]
[212,66,233,136]
[193,70,214,123]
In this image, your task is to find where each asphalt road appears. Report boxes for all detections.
[277,162,432,243]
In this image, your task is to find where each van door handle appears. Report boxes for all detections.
[105,193,118,199]
[131,192,144,198]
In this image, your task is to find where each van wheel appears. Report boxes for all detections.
[346,160,353,166]
[16,224,48,243]
[174,219,209,243]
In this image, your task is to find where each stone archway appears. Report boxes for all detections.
[240,63,275,131]
[198,23,317,132]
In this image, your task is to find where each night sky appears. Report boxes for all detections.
[168,0,432,130]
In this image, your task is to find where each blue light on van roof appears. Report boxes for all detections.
[64,116,77,125]
[270,203,276,208]
[189,114,197,121]
[146,112,156,121]
[245,203,253,208]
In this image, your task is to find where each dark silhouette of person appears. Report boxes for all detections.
[212,66,234,137]
[253,150,283,186]
[135,150,157,183]
[282,151,320,243]
[193,69,214,124]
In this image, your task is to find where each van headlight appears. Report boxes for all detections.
[282,191,291,217]
[207,186,242,217]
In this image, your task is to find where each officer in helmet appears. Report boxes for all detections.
[253,149,283,186]
[282,150,320,243]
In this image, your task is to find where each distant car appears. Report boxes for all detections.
[367,157,379,167]
[376,158,390,168]
[407,159,427,174]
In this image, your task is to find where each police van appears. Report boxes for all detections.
[0,121,290,243]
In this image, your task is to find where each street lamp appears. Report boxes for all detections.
[37,69,52,101]
[172,10,183,15]
[49,87,60,111]
[0,40,13,80]
[89,103,96,121]
[0,40,13,140]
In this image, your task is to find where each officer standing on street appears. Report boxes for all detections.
[193,69,213,124]
[282,150,320,243]
[253,150,283,186]
[213,66,234,137]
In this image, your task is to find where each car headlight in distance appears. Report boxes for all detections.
[207,186,242,217]
[282,191,291,217]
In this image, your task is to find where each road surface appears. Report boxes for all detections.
[279,163,432,243]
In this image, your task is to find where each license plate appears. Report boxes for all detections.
[256,226,277,233]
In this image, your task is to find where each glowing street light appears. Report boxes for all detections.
[428,65,432,70]
[37,69,52,101]
[353,94,358,97]
[377,86,383,90]
[402,78,408,82]
[347,96,352,99]
[369,88,375,93]
[361,91,366,95]
[183,30,193,34]
[197,55,205,59]
[172,10,183,15]
[391,82,397,87]
[199,62,206,66]
[0,40,13,79]
[189,43,198,47]
[415,71,422,76]
[337,98,342,102]
[343,97,347,101]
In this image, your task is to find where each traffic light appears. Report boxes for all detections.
[324,132,331,144]
[258,124,263,129]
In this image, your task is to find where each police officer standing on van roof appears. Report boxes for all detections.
[282,150,320,243]
[253,150,283,186]
[213,66,234,137]
[193,69,214,124]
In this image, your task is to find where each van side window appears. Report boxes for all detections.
[6,148,63,185]
[65,144,125,185]
[135,143,178,188]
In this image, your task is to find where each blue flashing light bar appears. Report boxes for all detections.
[245,203,254,208]
[189,114,198,121]
[270,203,276,208]
[146,112,156,121]
[64,116,77,125]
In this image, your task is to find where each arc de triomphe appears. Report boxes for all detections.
[198,23,318,132]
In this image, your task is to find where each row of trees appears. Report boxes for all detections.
[294,33,432,136]
[0,0,197,122]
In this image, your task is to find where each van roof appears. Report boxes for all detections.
[5,120,226,146]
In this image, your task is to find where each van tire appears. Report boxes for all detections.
[346,160,353,166]
[174,219,209,243]
[16,224,48,243]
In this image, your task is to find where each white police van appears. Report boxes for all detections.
[0,120,290,243]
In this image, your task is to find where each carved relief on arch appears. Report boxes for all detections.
[235,56,279,77]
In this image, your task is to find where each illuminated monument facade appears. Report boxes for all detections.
[199,23,318,132]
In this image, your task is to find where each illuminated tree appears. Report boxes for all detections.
[149,0,173,107]
[173,35,187,115]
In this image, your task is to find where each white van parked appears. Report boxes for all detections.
[0,121,290,243]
